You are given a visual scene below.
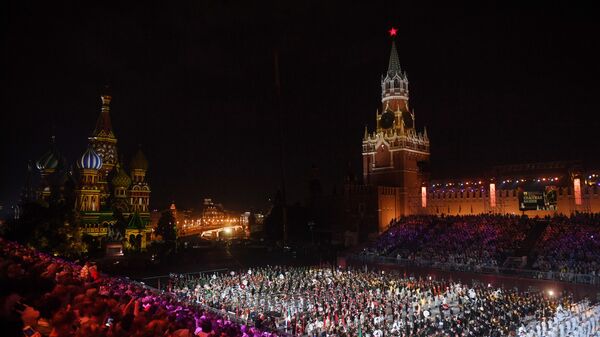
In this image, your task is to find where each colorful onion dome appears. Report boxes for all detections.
[36,137,61,171]
[111,164,131,188]
[77,146,103,170]
[130,148,148,170]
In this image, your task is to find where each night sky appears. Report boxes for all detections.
[2,2,599,212]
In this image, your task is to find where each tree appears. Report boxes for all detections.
[155,210,177,243]
[6,200,83,259]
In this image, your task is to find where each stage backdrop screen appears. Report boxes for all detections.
[518,186,558,211]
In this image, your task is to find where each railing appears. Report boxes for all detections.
[141,269,229,291]
[350,254,600,285]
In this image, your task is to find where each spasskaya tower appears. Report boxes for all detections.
[361,29,430,231]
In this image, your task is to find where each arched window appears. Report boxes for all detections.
[374,144,391,168]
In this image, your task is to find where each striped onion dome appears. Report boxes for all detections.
[111,164,131,188]
[77,146,103,170]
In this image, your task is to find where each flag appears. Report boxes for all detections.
[358,324,362,337]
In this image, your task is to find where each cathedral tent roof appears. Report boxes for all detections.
[92,87,115,138]
[127,212,146,230]
[93,109,113,138]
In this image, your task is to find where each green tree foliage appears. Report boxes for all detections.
[5,200,83,258]
[155,210,177,243]
[150,210,177,257]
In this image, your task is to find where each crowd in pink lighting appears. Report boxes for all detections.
[0,238,277,337]
[364,214,600,278]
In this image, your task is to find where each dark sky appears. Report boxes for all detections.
[2,1,599,211]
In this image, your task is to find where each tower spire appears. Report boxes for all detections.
[381,28,409,110]
[387,40,401,75]
[93,85,115,138]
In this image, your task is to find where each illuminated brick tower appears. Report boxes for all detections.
[89,88,118,206]
[362,29,430,231]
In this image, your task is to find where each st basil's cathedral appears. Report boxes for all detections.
[33,89,152,251]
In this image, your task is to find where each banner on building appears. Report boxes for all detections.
[518,185,557,211]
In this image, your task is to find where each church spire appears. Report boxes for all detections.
[93,85,115,138]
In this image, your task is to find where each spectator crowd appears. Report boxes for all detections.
[2,213,600,336]
[363,214,600,278]
[0,238,276,337]
[531,214,600,276]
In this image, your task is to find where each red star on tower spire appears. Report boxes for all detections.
[388,27,397,37]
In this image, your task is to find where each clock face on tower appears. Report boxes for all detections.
[380,110,395,129]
